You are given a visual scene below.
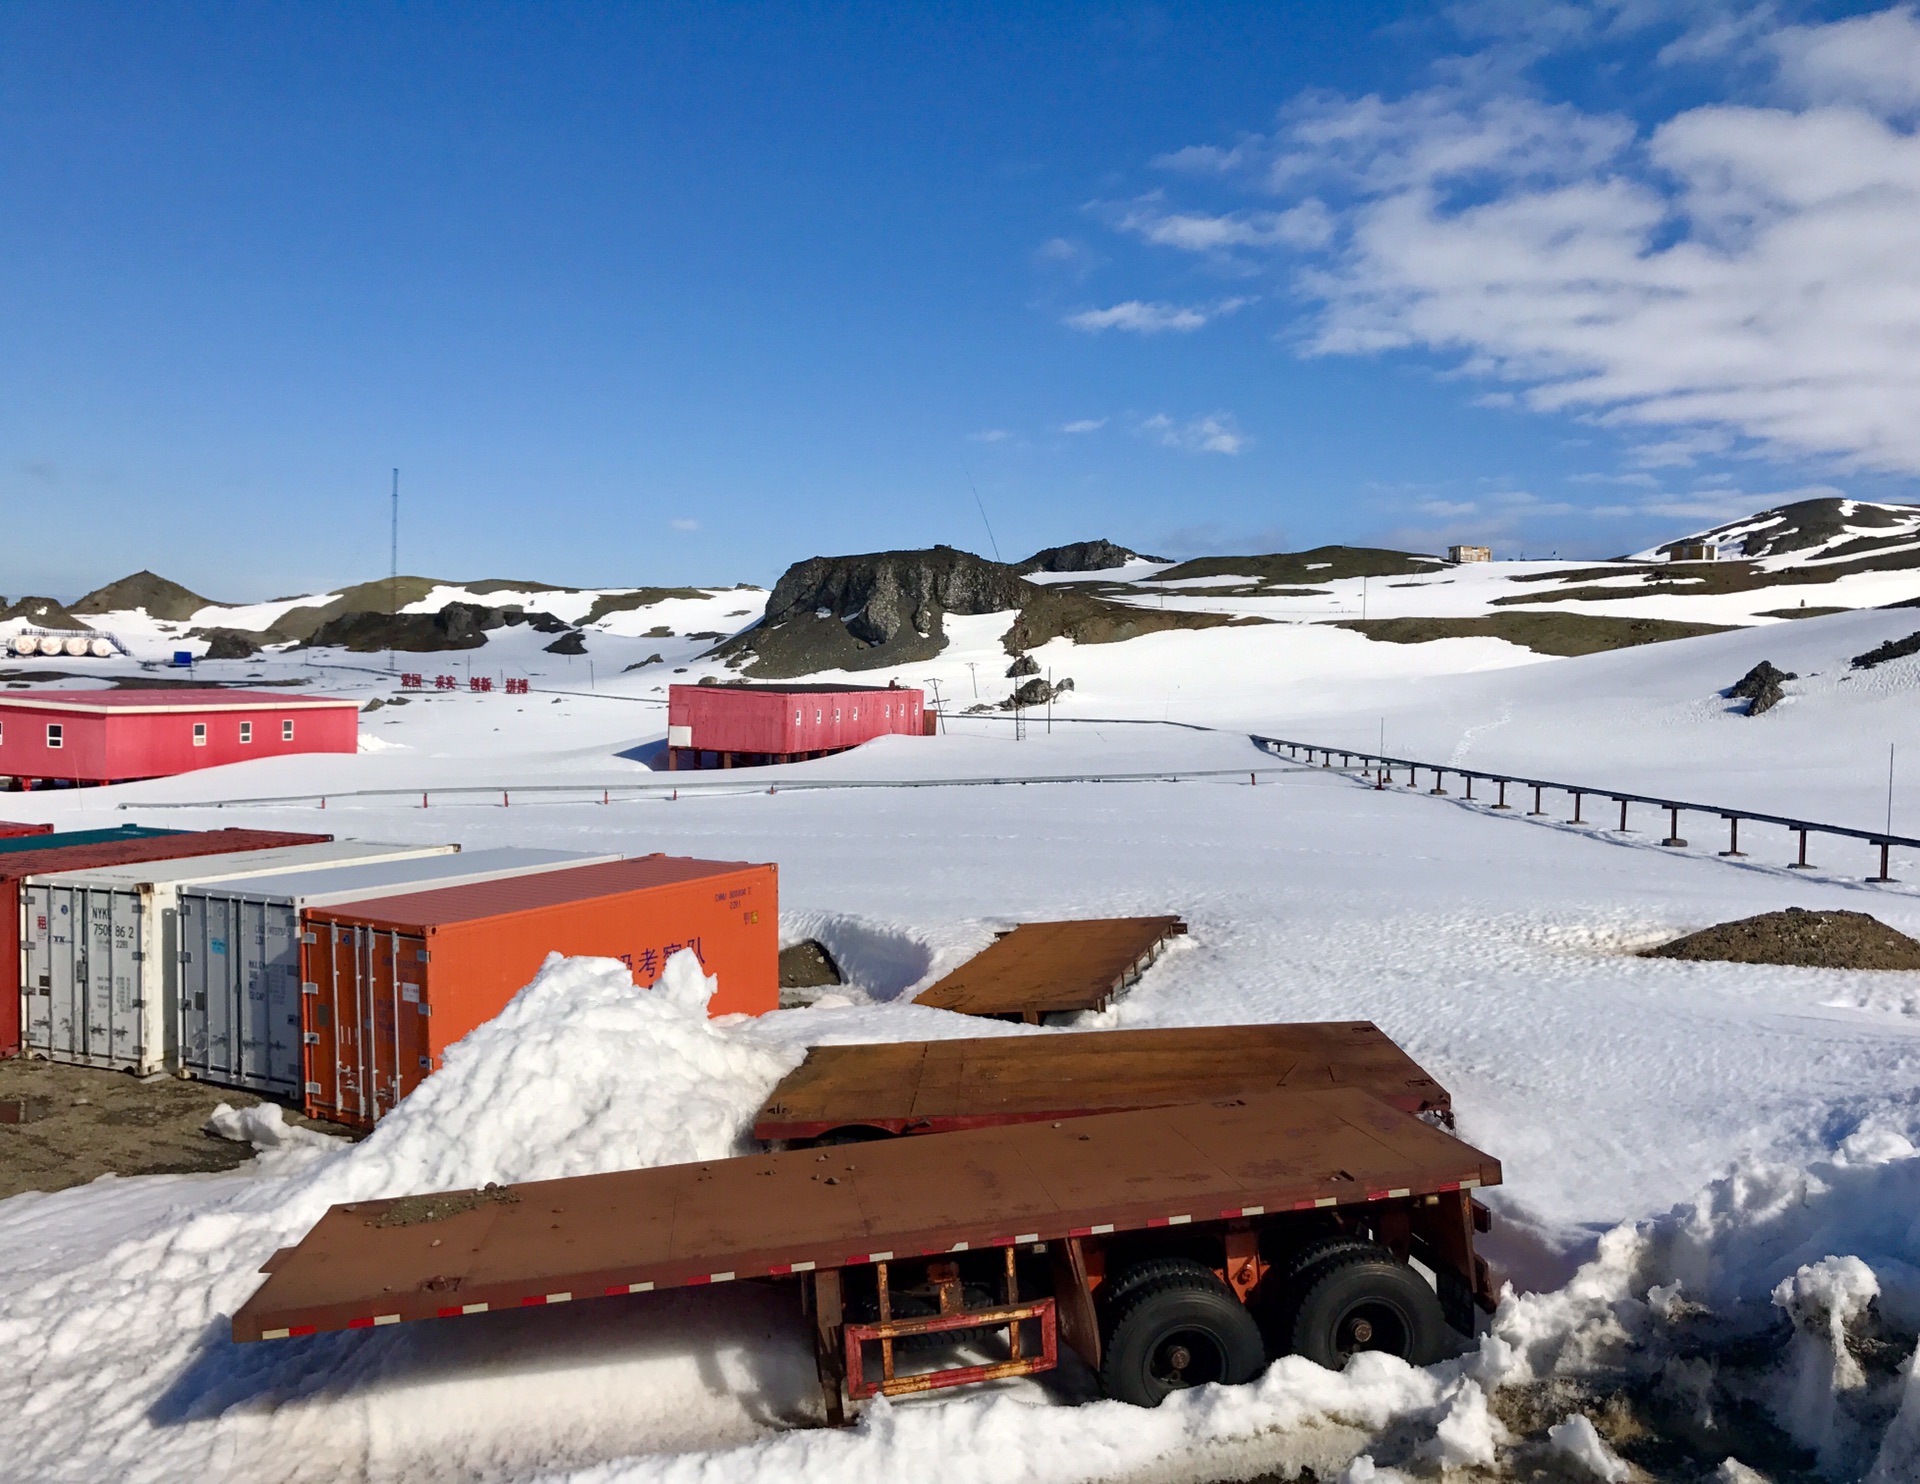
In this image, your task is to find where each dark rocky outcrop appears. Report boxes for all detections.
[1007,654,1040,677]
[1015,539,1166,574]
[71,571,212,621]
[300,602,513,653]
[716,546,1242,678]
[1,597,90,630]
[1852,631,1920,671]
[543,630,587,655]
[196,629,262,661]
[1001,676,1073,709]
[1727,661,1796,716]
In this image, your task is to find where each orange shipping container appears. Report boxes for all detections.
[299,855,777,1128]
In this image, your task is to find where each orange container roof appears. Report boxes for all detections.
[305,854,769,930]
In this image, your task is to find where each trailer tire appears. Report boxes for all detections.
[1288,1253,1449,1371]
[1097,1257,1222,1323]
[1254,1235,1387,1357]
[1099,1267,1266,1407]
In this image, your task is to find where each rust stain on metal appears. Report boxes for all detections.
[911,917,1187,1021]
[754,1021,1450,1142]
[232,1087,1499,1343]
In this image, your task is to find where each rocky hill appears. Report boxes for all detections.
[71,571,212,621]
[1638,497,1920,567]
[1014,539,1167,574]
[1,596,91,631]
[716,545,1239,678]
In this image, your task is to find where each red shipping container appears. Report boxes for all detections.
[665,684,923,766]
[0,690,360,784]
[0,821,52,839]
[2,828,331,1057]
[301,855,778,1128]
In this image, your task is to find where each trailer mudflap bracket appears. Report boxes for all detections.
[844,1298,1058,1399]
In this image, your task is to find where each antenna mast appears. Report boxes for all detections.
[388,468,399,675]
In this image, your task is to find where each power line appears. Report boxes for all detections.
[961,462,1002,563]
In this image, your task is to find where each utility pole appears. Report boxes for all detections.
[388,468,400,676]
[925,678,947,734]
[1046,666,1052,734]
[966,662,979,699]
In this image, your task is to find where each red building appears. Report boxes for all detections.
[0,690,361,786]
[665,683,926,768]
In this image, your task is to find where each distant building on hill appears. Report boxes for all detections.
[1447,545,1492,564]
[1671,542,1720,562]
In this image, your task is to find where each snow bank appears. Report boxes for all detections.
[1548,1414,1631,1481]
[0,951,805,1484]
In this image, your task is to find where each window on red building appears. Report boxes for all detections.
[45,723,61,750]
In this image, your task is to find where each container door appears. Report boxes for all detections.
[254,901,302,1096]
[26,886,147,1069]
[176,894,219,1079]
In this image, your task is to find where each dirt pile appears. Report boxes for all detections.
[195,628,263,660]
[71,570,211,620]
[1014,538,1166,574]
[1643,908,1920,969]
[718,545,1236,678]
[1728,660,1796,715]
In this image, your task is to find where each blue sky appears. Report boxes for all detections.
[3,2,1917,599]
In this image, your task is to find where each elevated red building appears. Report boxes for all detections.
[0,690,360,786]
[665,683,926,768]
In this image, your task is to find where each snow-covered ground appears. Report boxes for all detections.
[3,588,1920,1480]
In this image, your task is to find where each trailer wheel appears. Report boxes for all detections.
[1099,1265,1266,1407]
[1287,1253,1448,1370]
[1253,1235,1386,1357]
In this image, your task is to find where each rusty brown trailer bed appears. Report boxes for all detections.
[236,1086,1496,1347]
[911,916,1186,1021]
[754,1022,1451,1144]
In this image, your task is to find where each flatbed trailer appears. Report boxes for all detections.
[912,916,1187,1022]
[236,1087,1500,1419]
[754,1022,1452,1144]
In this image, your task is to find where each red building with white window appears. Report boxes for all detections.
[0,690,360,786]
[665,683,926,768]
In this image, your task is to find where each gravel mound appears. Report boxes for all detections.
[1644,907,1920,969]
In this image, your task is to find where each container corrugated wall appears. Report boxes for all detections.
[2,829,330,1059]
[176,849,617,1096]
[22,842,456,1075]
[303,856,778,1128]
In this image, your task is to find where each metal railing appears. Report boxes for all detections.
[1252,735,1916,882]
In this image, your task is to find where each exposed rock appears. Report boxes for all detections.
[779,940,842,990]
[718,545,1243,679]
[1015,539,1166,574]
[623,654,665,671]
[1728,660,1797,716]
[1007,654,1040,678]
[1643,908,1920,970]
[524,612,571,634]
[71,571,212,620]
[195,629,262,661]
[1852,631,1920,671]
[1,597,90,631]
[299,602,515,653]
[543,630,587,655]
[1147,546,1441,588]
[1002,676,1073,709]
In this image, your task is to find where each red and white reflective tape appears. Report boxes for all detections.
[1147,1214,1193,1228]
[1219,1205,1265,1219]
[1067,1223,1115,1237]
[520,1291,573,1306]
[768,1261,816,1275]
[1015,1233,1040,1245]
[603,1280,654,1295]
[348,1313,402,1328]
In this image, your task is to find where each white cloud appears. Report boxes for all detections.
[1252,9,1920,475]
[1064,298,1248,334]
[670,518,699,532]
[1139,411,1249,455]
[1117,202,1331,251]
[1058,418,1107,433]
[969,428,1012,443]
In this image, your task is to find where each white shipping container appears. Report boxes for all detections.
[177,847,618,1095]
[21,840,460,1074]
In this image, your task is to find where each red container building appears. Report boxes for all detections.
[0,690,361,786]
[665,683,925,769]
[0,821,51,838]
[301,855,778,1128]
[2,827,331,1056]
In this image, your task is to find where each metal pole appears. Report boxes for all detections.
[1661,806,1686,848]
[388,468,399,676]
[1789,829,1813,870]
[1720,816,1745,857]
[1046,668,1052,734]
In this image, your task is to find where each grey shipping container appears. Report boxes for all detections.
[22,841,458,1074]
[177,847,618,1094]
